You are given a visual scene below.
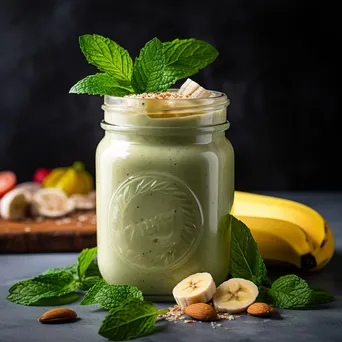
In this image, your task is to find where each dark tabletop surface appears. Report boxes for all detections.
[1,191,341,342]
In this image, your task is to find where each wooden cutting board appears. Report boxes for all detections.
[0,211,97,253]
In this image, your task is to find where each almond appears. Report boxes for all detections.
[38,308,77,324]
[183,303,218,321]
[247,302,275,317]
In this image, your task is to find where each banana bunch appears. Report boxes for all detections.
[232,191,335,271]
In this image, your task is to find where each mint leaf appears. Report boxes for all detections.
[308,288,336,306]
[80,280,106,305]
[85,261,101,278]
[79,34,133,86]
[77,276,103,291]
[229,214,268,286]
[163,38,218,80]
[7,271,77,306]
[98,299,160,340]
[43,264,78,276]
[69,73,132,96]
[77,247,97,281]
[95,284,144,310]
[266,274,312,309]
[33,292,81,306]
[131,37,173,93]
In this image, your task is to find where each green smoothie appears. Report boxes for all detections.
[96,92,234,298]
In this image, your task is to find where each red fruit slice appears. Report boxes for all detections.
[33,168,51,184]
[0,171,17,198]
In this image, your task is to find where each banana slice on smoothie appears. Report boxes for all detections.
[125,79,212,119]
[32,188,75,218]
[177,78,212,98]
[0,188,30,220]
[213,278,258,313]
[172,272,216,309]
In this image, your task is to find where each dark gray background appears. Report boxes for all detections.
[0,0,340,191]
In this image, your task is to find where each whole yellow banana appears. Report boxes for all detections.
[232,191,335,271]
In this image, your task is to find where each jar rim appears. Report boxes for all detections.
[103,88,230,111]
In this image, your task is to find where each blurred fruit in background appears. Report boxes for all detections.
[0,171,17,198]
[33,168,52,184]
[42,161,94,196]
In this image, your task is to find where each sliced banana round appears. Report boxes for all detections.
[70,192,96,210]
[15,182,41,202]
[177,78,212,98]
[213,278,258,313]
[172,272,216,309]
[32,188,75,218]
[0,188,30,220]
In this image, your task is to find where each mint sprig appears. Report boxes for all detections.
[70,34,218,96]
[131,37,171,94]
[77,247,98,281]
[6,271,77,306]
[162,38,219,80]
[80,279,106,305]
[228,214,335,309]
[81,283,144,310]
[43,263,78,276]
[79,34,133,87]
[265,275,336,309]
[99,299,167,341]
[7,246,101,306]
[229,215,268,286]
[69,74,131,96]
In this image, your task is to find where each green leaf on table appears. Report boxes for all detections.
[79,34,133,86]
[266,274,313,309]
[77,276,103,291]
[131,37,172,93]
[308,288,336,306]
[33,292,81,306]
[85,261,101,278]
[162,38,219,81]
[69,73,132,96]
[95,284,144,310]
[80,280,106,305]
[98,299,163,341]
[77,247,98,281]
[7,271,77,306]
[43,264,78,277]
[229,214,268,286]
[77,260,103,290]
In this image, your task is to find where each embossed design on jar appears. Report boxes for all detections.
[108,173,203,271]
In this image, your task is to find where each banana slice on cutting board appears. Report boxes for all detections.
[15,182,41,201]
[172,272,216,309]
[70,192,96,210]
[32,188,75,218]
[0,188,30,220]
[213,278,258,313]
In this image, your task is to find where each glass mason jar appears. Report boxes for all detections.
[96,90,234,300]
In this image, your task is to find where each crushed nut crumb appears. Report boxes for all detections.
[24,226,31,232]
[158,305,185,322]
[77,215,88,222]
[125,92,192,100]
[218,313,236,320]
[55,218,71,225]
